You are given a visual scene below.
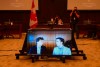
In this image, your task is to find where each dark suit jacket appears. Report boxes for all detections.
[28,45,46,55]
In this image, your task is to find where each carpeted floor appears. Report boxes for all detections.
[0,33,100,67]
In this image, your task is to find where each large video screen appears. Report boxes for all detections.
[68,0,100,10]
[0,0,38,10]
[27,29,72,56]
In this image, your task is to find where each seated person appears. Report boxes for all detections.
[53,37,71,55]
[28,37,46,55]
[51,18,54,24]
[48,18,54,25]
[54,15,59,25]
[58,19,63,25]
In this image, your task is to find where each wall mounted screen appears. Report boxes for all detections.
[67,0,100,10]
[0,0,38,10]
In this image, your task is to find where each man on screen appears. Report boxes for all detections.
[53,37,71,55]
[28,37,46,55]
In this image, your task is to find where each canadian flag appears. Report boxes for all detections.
[29,0,38,29]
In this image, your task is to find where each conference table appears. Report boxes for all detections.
[29,24,100,39]
[36,24,100,39]
[77,24,100,39]
[0,23,22,39]
[1,23,99,39]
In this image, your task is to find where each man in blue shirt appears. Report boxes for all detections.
[53,37,71,55]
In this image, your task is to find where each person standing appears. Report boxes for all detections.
[54,15,59,25]
[70,7,80,38]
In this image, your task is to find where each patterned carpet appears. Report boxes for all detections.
[0,33,100,67]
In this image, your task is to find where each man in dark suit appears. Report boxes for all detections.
[28,37,46,55]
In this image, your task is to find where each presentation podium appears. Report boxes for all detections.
[15,28,87,63]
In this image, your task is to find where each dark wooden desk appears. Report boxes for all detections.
[0,24,22,39]
[0,24,4,39]
[36,24,71,28]
[96,24,100,38]
[77,24,100,39]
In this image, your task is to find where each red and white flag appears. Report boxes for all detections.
[30,0,38,29]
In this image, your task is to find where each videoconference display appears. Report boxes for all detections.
[68,0,100,10]
[27,29,72,56]
[0,0,38,10]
